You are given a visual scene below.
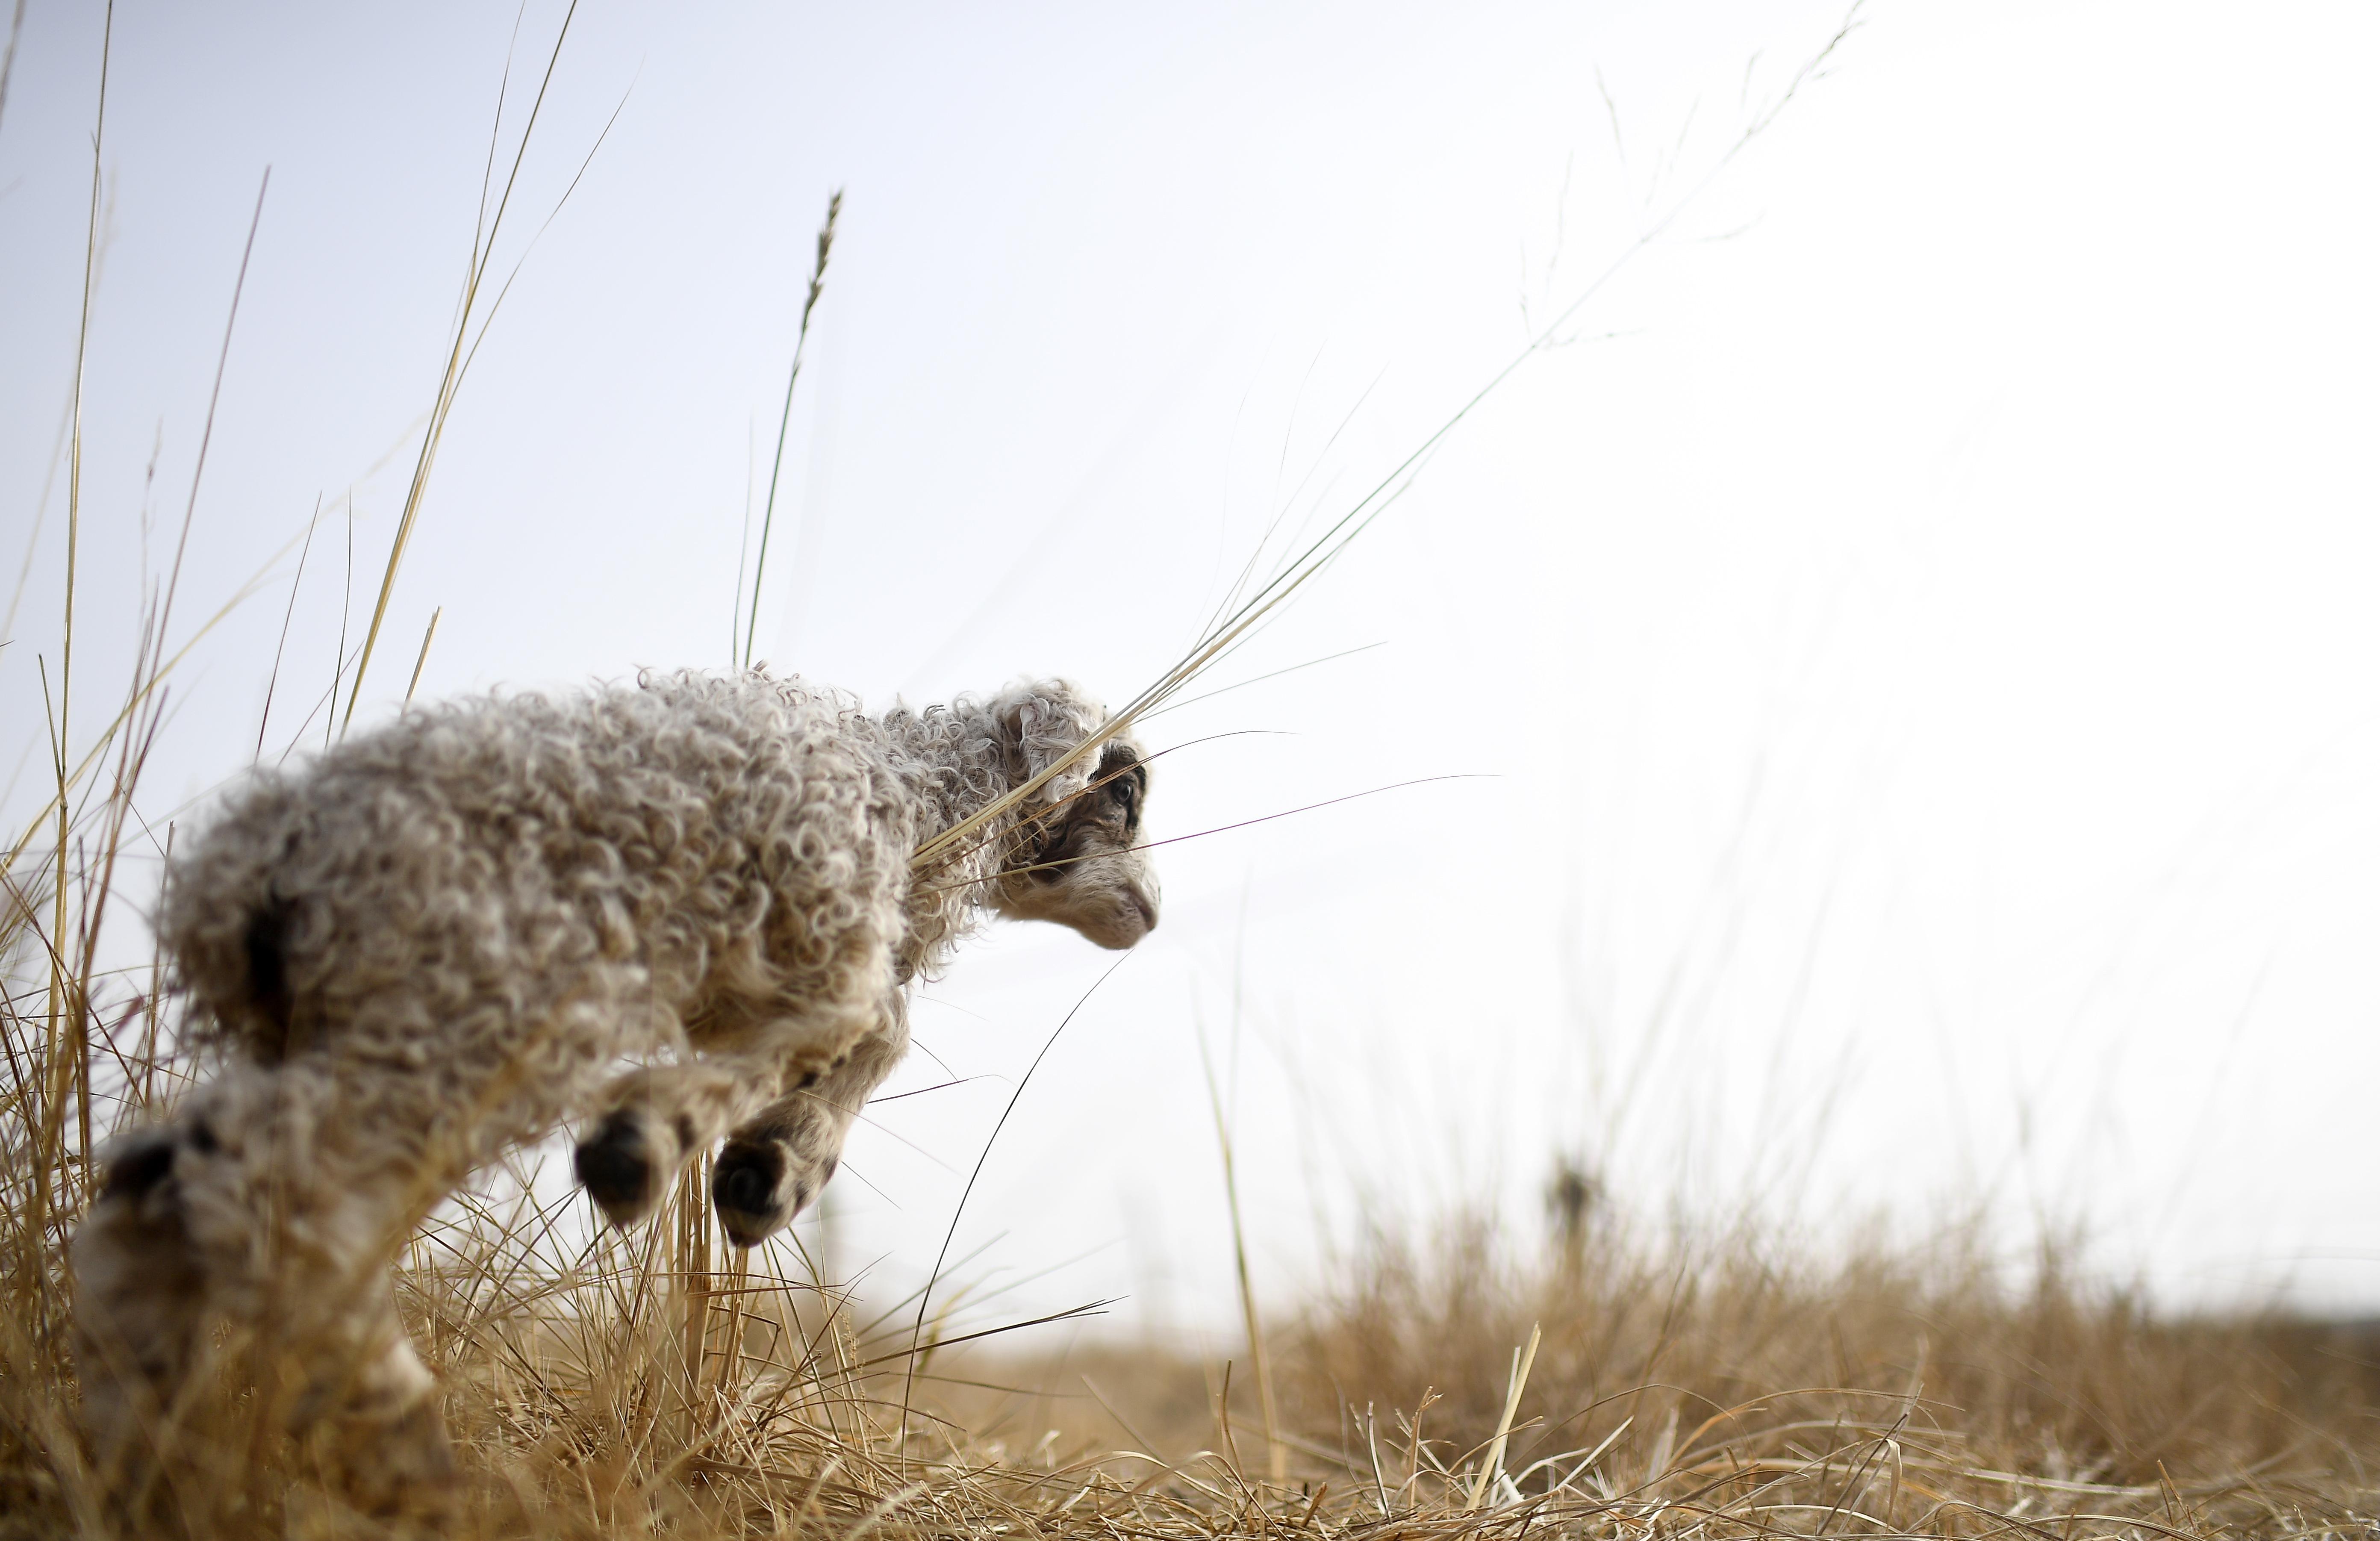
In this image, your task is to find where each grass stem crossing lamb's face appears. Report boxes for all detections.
[71,671,1157,1523]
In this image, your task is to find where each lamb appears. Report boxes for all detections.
[71,669,1158,1522]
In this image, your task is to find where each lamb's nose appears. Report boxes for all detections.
[1131,889,1158,932]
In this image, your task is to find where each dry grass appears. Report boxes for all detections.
[933,1207,2380,1536]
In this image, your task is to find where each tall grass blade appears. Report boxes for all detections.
[741,189,842,671]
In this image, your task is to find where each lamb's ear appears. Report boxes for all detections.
[996,680,1102,806]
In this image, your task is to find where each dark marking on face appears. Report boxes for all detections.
[672,1114,696,1152]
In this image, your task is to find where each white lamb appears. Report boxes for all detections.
[71,669,1158,1521]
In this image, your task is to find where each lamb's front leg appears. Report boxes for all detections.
[578,908,901,1229]
[572,1053,804,1228]
[711,998,911,1247]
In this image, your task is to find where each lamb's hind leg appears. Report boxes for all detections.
[74,1127,212,1508]
[301,1281,455,1522]
[74,1067,461,1529]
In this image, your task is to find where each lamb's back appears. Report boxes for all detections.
[166,673,905,1061]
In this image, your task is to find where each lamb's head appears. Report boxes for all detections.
[983,681,1159,949]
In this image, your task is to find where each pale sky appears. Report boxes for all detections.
[5,0,2379,1341]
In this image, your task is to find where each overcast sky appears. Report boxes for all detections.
[6,0,2380,1342]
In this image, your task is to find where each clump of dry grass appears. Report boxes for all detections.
[921,1209,2375,1535]
[851,1194,2380,1541]
[1280,1204,2380,1522]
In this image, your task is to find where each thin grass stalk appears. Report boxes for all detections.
[144,168,270,699]
[62,666,169,1205]
[672,1157,711,1454]
[1198,1017,1282,1487]
[256,494,322,758]
[740,189,842,671]
[732,415,755,667]
[897,955,1132,1444]
[0,0,27,137]
[328,502,352,751]
[719,1236,749,1396]
[1464,1323,1540,1509]
[404,604,444,702]
[24,0,112,1332]
[917,773,1488,906]
[28,660,64,1323]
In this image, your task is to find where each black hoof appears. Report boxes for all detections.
[574,1112,657,1224]
[713,1141,789,1248]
